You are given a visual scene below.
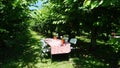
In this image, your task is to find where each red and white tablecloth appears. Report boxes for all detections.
[44,38,71,55]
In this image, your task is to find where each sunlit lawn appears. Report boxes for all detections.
[1,30,115,68]
[27,30,75,68]
[34,59,74,68]
[27,31,109,68]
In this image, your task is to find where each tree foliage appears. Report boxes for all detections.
[0,0,37,46]
[32,0,120,46]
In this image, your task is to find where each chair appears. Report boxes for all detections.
[63,36,69,42]
[40,39,50,62]
[69,38,77,49]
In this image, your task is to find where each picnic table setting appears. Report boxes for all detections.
[44,38,71,55]
[40,33,78,62]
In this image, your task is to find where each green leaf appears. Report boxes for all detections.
[83,0,91,8]
[90,0,103,9]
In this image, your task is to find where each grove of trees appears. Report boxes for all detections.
[1,0,120,67]
[31,0,120,67]
[0,0,38,47]
[32,0,120,48]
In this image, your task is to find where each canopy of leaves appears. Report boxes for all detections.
[32,0,120,50]
[0,0,37,46]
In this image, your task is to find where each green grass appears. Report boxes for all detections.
[0,30,76,68]
[34,59,74,68]
[28,30,75,68]
[1,30,120,68]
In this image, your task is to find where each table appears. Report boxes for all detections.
[44,38,71,55]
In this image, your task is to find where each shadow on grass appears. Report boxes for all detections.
[0,30,41,68]
[71,39,120,68]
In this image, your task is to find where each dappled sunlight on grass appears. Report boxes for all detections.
[0,30,80,68]
[72,54,109,68]
[35,60,74,68]
[1,30,120,68]
[0,30,77,68]
[0,30,43,68]
[69,37,120,68]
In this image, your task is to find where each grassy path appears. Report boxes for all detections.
[1,30,112,68]
[30,30,75,68]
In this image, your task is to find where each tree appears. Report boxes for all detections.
[32,0,120,47]
[30,3,57,37]
[0,0,37,47]
[82,0,120,47]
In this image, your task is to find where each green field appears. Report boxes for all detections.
[1,31,116,68]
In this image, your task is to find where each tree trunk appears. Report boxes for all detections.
[90,28,97,49]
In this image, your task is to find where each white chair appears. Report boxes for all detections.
[40,39,50,62]
[69,38,77,49]
[70,38,77,44]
